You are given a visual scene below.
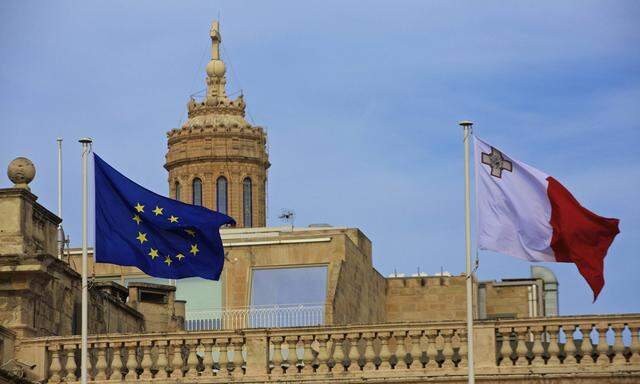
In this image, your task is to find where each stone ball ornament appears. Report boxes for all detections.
[8,157,36,189]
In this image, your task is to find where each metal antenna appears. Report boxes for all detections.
[278,209,295,228]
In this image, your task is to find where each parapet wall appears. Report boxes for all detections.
[386,275,477,322]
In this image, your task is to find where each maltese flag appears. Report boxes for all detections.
[474,136,619,301]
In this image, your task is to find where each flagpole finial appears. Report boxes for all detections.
[459,120,473,128]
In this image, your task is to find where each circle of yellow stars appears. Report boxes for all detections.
[131,202,199,267]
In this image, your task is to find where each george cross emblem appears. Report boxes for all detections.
[481,147,513,178]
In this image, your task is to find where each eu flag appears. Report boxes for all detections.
[94,154,235,280]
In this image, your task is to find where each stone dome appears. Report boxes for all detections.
[206,59,226,77]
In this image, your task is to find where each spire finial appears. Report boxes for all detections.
[210,21,221,60]
[205,20,226,84]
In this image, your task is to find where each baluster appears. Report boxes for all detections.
[374,332,389,370]
[425,330,438,369]
[94,342,108,380]
[109,342,123,381]
[546,326,561,365]
[612,324,625,363]
[284,336,298,373]
[441,330,454,369]
[169,340,184,378]
[301,335,314,373]
[530,326,545,366]
[394,331,408,370]
[154,340,169,379]
[201,339,214,376]
[456,329,467,369]
[185,339,199,378]
[579,324,595,365]
[498,327,511,366]
[49,344,62,383]
[407,330,421,369]
[270,337,282,375]
[513,327,529,366]
[217,338,229,376]
[315,335,330,373]
[595,323,609,366]
[63,344,78,382]
[331,334,346,372]
[563,325,578,365]
[123,342,137,380]
[629,324,640,364]
[231,337,244,377]
[347,333,361,372]
[138,341,153,379]
[361,332,376,371]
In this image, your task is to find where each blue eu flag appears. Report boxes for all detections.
[94,154,235,280]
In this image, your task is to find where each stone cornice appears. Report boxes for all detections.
[0,188,62,226]
[166,126,267,143]
[188,104,245,118]
[164,155,270,171]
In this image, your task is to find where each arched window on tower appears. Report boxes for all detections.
[175,181,181,201]
[216,176,228,214]
[243,177,252,227]
[192,178,202,206]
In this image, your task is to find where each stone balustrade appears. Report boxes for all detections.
[17,314,640,383]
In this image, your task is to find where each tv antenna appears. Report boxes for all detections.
[278,209,295,227]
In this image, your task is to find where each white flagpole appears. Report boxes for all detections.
[57,138,63,259]
[459,120,475,384]
[79,138,93,384]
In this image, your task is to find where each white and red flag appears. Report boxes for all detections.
[474,136,620,301]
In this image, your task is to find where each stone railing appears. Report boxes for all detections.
[17,314,640,383]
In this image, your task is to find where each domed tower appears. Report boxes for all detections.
[165,21,269,227]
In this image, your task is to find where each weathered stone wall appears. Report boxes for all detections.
[0,189,59,258]
[127,283,184,332]
[89,287,144,334]
[331,229,386,325]
[0,325,15,366]
[484,282,537,318]
[385,275,477,322]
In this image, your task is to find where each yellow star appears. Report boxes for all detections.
[134,203,145,213]
[136,232,148,244]
[185,229,196,237]
[132,214,142,225]
[164,255,172,266]
[168,215,179,223]
[189,244,199,256]
[148,248,159,259]
[152,206,164,216]
[176,253,185,261]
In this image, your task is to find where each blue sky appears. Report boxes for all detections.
[1,1,638,315]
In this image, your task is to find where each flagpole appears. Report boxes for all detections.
[459,120,475,384]
[79,138,93,384]
[57,138,63,259]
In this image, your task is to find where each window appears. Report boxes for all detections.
[243,177,252,227]
[216,176,228,214]
[192,178,202,206]
[175,181,181,201]
[249,266,327,327]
